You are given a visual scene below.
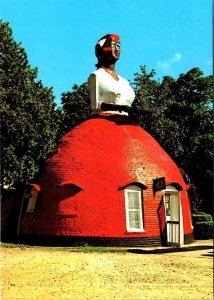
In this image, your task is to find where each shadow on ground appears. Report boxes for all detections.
[128,245,213,255]
[201,251,213,257]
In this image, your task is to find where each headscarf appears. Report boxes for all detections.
[95,34,120,60]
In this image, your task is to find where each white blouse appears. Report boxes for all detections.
[88,68,135,115]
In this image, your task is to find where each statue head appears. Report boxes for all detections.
[95,34,120,67]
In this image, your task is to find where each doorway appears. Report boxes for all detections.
[163,186,184,246]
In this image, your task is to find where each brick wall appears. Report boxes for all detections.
[20,116,193,245]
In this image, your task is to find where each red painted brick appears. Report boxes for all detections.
[20,116,193,243]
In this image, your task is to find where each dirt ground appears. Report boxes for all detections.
[1,240,213,300]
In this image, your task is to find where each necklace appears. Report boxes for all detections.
[101,66,119,81]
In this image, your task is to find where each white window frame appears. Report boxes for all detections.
[125,185,144,232]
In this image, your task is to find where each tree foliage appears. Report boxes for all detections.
[131,66,213,212]
[60,83,91,135]
[0,20,61,188]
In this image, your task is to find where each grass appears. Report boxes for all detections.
[1,241,129,253]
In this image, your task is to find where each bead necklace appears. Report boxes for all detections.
[101,66,119,81]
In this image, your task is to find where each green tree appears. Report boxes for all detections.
[60,83,91,135]
[0,20,60,189]
[131,66,183,159]
[131,66,212,213]
[168,68,213,213]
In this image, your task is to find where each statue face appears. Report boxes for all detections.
[103,37,120,61]
[95,34,120,65]
[111,39,121,60]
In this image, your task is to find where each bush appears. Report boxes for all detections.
[192,212,213,239]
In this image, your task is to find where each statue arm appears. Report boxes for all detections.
[88,74,102,113]
[100,103,130,112]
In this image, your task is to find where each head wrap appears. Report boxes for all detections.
[95,34,120,59]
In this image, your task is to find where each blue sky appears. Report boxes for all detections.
[1,0,212,106]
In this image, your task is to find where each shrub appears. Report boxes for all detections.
[192,212,213,239]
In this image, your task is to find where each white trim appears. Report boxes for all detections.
[179,200,184,245]
[163,185,178,193]
[125,185,144,232]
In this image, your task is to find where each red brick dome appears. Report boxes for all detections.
[20,115,193,246]
[46,116,186,189]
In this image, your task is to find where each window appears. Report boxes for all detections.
[125,185,144,232]
[164,193,171,216]
[26,184,41,212]
[163,186,179,221]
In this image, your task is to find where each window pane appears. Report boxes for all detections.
[129,211,138,221]
[129,220,135,228]
[135,220,140,229]
[129,211,139,222]
[129,211,140,229]
[164,194,171,216]
[26,190,38,212]
[127,192,140,209]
